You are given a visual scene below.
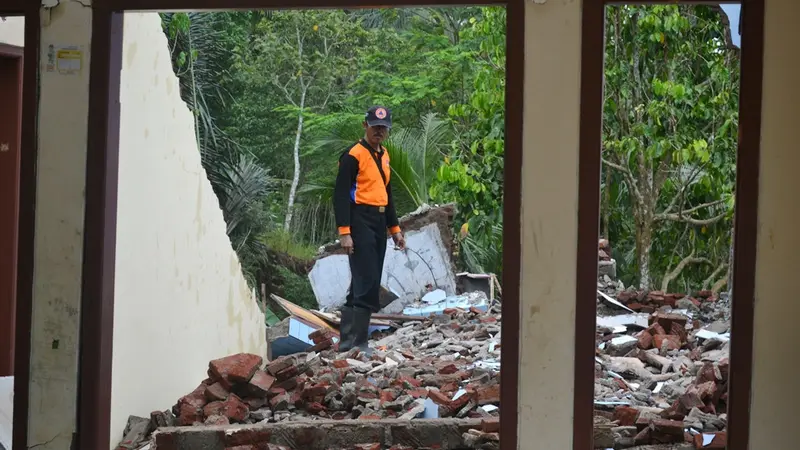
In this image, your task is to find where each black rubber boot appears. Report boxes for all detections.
[352,307,374,356]
[337,306,356,352]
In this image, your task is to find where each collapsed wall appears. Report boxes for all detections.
[110,12,267,448]
[309,204,458,312]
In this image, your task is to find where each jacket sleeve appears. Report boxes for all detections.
[385,180,401,235]
[334,153,358,235]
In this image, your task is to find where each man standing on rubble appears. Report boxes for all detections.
[334,106,406,354]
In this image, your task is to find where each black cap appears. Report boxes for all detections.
[365,105,392,129]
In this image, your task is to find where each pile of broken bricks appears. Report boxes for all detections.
[595,302,731,448]
[118,306,501,449]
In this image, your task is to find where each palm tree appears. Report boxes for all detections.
[161,12,275,285]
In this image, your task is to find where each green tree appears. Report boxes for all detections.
[430,6,506,276]
[161,12,276,285]
[249,10,369,232]
[601,5,739,290]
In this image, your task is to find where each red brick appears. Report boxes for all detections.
[482,418,500,433]
[177,403,203,426]
[267,387,286,397]
[650,418,685,443]
[427,390,451,406]
[245,397,268,410]
[302,384,328,399]
[692,431,726,448]
[205,382,230,402]
[394,376,421,389]
[627,302,644,311]
[309,338,333,352]
[479,317,497,323]
[308,329,332,344]
[289,391,303,408]
[695,381,718,401]
[476,384,500,405]
[358,414,382,420]
[332,360,350,369]
[354,444,380,450]
[637,332,654,349]
[269,394,290,411]
[449,390,474,411]
[212,395,248,423]
[613,406,640,427]
[265,358,293,376]
[438,364,458,375]
[399,350,416,360]
[406,389,428,399]
[650,313,689,332]
[306,402,326,414]
[204,414,229,426]
[646,323,667,336]
[380,389,398,404]
[247,370,275,397]
[653,334,682,351]
[209,353,263,388]
[225,429,272,446]
[275,377,298,391]
[694,362,719,385]
[440,382,459,393]
[178,384,209,410]
[275,364,299,382]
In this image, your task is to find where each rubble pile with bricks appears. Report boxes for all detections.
[119,305,501,450]
[594,242,732,449]
[180,304,500,426]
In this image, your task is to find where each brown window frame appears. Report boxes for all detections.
[7,0,762,449]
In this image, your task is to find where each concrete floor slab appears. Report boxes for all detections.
[153,418,483,450]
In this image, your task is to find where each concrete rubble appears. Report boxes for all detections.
[117,228,735,450]
[594,240,732,449]
[309,204,459,313]
[123,304,502,450]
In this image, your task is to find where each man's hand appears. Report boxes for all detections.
[392,232,406,250]
[340,234,354,254]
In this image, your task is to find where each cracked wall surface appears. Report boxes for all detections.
[28,1,92,448]
[110,12,267,447]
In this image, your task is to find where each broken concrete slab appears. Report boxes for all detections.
[309,205,458,312]
[151,418,482,450]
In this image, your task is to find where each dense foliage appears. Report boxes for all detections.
[161,5,738,301]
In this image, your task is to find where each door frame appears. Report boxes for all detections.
[0,41,23,379]
[2,3,40,450]
[76,1,763,450]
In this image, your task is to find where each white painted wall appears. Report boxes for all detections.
[109,12,267,447]
[749,0,800,447]
[517,1,582,448]
[0,16,24,47]
[28,2,92,447]
[309,223,456,311]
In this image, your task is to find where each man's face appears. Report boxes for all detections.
[364,122,389,146]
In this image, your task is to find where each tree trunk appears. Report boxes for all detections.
[283,88,306,232]
[727,224,735,298]
[635,208,653,290]
[602,167,612,239]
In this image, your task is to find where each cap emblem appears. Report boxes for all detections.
[375,108,387,119]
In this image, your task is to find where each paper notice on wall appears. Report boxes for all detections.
[45,44,83,75]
